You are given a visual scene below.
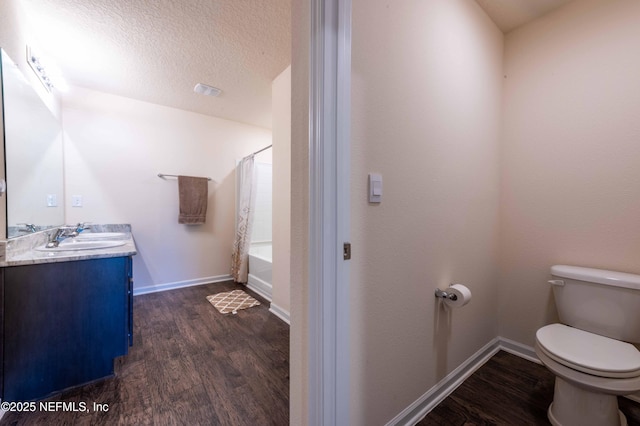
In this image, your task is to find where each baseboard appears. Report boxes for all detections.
[269,303,291,325]
[498,336,541,364]
[387,337,540,426]
[386,338,502,426]
[246,275,272,301]
[133,274,233,296]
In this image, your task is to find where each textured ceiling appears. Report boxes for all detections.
[19,0,570,129]
[475,0,574,33]
[21,0,291,129]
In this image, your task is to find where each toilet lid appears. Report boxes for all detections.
[536,324,640,378]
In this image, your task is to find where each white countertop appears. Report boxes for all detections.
[0,225,137,267]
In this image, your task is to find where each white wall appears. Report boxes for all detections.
[251,162,273,243]
[272,65,291,317]
[499,0,640,345]
[62,87,272,291]
[350,0,503,423]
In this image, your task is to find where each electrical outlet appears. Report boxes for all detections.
[46,194,57,207]
[72,195,83,207]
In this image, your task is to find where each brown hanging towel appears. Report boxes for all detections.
[178,175,208,224]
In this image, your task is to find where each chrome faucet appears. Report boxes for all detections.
[46,223,91,248]
[17,223,37,233]
[75,222,91,233]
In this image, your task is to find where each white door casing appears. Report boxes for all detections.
[308,0,352,425]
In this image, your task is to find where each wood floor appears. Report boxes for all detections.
[5,283,640,426]
[422,350,640,425]
[1,281,289,426]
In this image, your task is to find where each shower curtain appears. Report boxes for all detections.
[231,155,257,283]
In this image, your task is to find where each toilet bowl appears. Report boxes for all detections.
[536,265,640,426]
[535,324,640,426]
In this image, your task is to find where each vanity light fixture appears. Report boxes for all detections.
[194,83,222,97]
[26,46,68,92]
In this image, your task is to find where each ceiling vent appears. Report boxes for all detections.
[194,83,222,97]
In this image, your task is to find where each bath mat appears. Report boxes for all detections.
[207,289,261,314]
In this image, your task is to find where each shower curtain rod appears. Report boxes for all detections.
[246,144,272,158]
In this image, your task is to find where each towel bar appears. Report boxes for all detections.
[157,173,213,181]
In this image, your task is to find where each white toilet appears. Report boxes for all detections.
[535,265,640,426]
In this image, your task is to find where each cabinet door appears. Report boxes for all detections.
[3,256,129,401]
[126,256,133,347]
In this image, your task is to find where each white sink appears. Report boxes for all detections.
[36,240,127,252]
[76,232,128,240]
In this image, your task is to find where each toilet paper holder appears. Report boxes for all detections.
[435,288,458,301]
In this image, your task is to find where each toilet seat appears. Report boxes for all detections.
[536,324,640,379]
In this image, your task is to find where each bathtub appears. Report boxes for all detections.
[247,242,272,301]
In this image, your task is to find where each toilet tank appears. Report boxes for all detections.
[550,265,640,343]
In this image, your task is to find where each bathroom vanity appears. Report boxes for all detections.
[0,51,138,401]
[0,226,136,401]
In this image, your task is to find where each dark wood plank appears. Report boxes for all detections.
[422,350,640,426]
[14,277,639,426]
[0,281,289,426]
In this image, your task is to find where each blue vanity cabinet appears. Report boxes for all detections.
[0,256,133,402]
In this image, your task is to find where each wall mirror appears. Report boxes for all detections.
[1,49,64,238]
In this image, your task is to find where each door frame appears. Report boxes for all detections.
[308,0,352,424]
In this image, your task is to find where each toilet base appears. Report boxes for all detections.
[548,377,627,426]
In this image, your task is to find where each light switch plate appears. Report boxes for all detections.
[72,195,83,207]
[368,173,382,203]
[47,194,57,207]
